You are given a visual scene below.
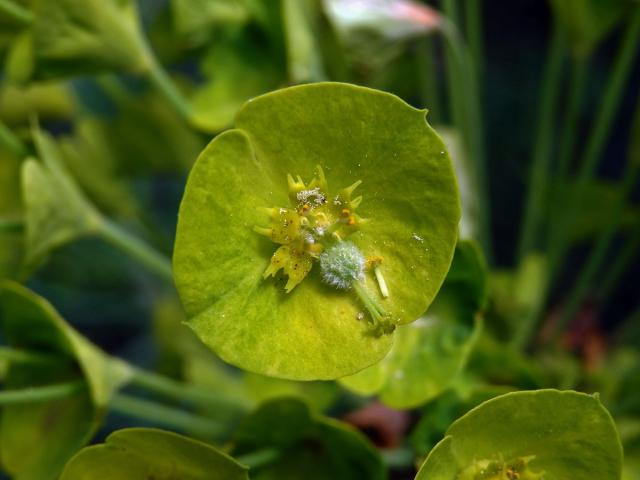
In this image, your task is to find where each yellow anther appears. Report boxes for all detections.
[366,256,384,268]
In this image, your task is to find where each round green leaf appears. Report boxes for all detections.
[173,82,460,380]
[415,389,623,480]
[340,240,485,408]
[232,397,385,480]
[0,282,131,479]
[60,428,249,480]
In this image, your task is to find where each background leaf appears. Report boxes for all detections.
[232,397,385,480]
[60,428,249,480]
[415,389,623,480]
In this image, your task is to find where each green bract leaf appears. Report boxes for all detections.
[60,428,249,480]
[0,282,132,479]
[340,240,485,408]
[22,128,102,272]
[548,0,633,58]
[28,0,152,79]
[415,389,623,480]
[173,82,460,380]
[232,397,385,479]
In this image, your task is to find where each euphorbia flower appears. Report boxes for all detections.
[173,83,460,380]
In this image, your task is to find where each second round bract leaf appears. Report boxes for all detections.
[173,83,460,380]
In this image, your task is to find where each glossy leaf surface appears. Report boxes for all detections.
[415,389,623,480]
[61,428,249,480]
[173,82,460,380]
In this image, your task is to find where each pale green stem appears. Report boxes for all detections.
[236,449,281,469]
[0,346,66,365]
[129,367,249,412]
[547,11,640,282]
[465,0,484,90]
[110,393,227,438]
[546,57,589,251]
[0,119,28,158]
[146,59,192,122]
[0,381,85,405]
[416,37,442,124]
[98,219,173,283]
[517,23,565,261]
[0,0,32,24]
[441,16,491,259]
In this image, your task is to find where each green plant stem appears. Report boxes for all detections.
[0,381,85,405]
[146,59,192,121]
[110,393,226,438]
[0,346,67,365]
[0,119,28,158]
[0,0,32,24]
[129,367,249,412]
[555,58,589,183]
[464,0,484,89]
[517,23,565,261]
[236,449,281,469]
[416,37,442,124]
[547,11,640,282]
[441,15,491,259]
[98,219,173,283]
[545,57,589,253]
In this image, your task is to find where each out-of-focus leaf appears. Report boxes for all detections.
[548,0,634,58]
[0,282,133,480]
[415,389,623,480]
[60,428,249,480]
[21,129,103,273]
[554,180,640,245]
[0,82,75,126]
[171,0,248,48]
[0,151,23,279]
[340,241,486,408]
[5,31,34,83]
[232,397,385,480]
[26,0,152,80]
[57,119,139,219]
[92,84,204,174]
[190,36,283,133]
